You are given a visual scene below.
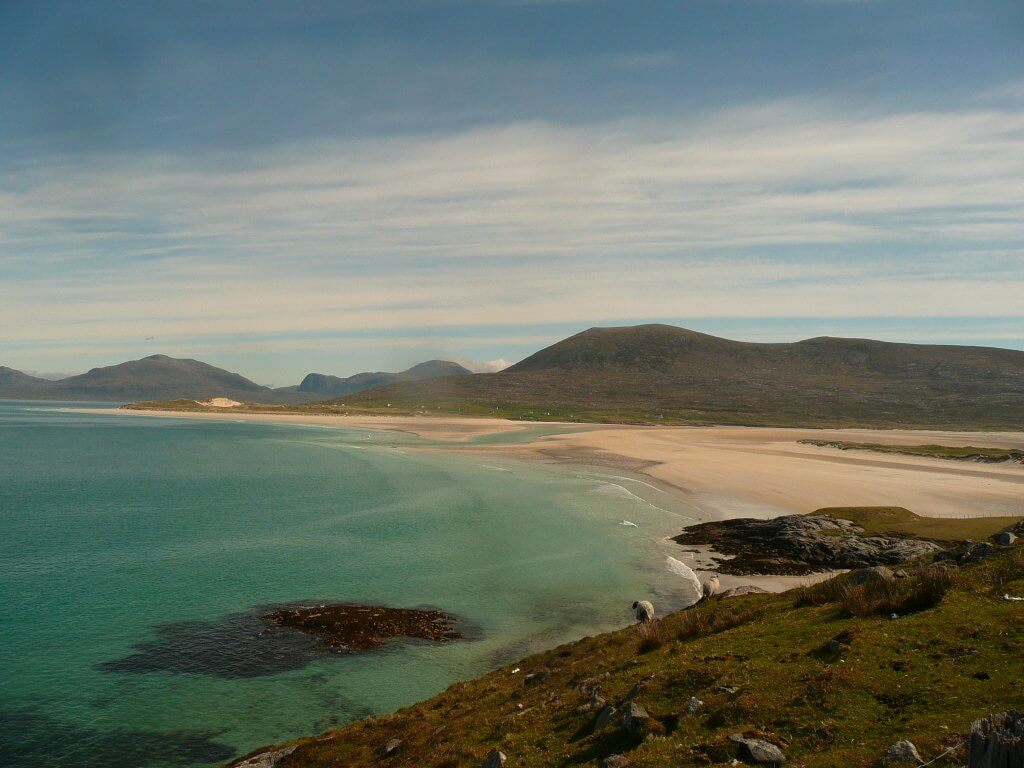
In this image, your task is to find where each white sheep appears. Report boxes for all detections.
[632,600,655,623]
[702,575,720,601]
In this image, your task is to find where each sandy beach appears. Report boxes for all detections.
[98,408,1024,521]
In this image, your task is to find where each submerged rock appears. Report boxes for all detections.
[260,603,463,650]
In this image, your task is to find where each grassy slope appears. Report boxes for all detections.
[800,440,1024,463]
[234,550,1024,768]
[813,506,1023,544]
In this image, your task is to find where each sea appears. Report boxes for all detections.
[0,401,699,767]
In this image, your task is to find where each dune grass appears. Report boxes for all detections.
[800,439,1024,463]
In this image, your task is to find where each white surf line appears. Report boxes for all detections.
[479,464,514,472]
[584,477,694,521]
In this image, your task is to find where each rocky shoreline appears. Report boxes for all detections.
[260,603,464,650]
[673,514,941,575]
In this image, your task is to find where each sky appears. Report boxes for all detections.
[2,1,1023,386]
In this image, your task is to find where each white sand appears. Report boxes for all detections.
[92,409,1024,519]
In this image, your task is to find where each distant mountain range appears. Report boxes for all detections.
[7,325,1024,428]
[342,324,1024,429]
[275,360,470,399]
[0,355,470,404]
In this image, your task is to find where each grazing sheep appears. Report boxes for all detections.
[632,600,655,623]
[702,575,720,600]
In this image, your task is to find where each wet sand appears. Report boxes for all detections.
[94,408,1024,520]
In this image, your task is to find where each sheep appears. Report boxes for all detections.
[702,575,720,601]
[632,600,655,623]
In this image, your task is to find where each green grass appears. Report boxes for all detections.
[813,506,1022,544]
[229,548,1024,768]
[800,439,1024,463]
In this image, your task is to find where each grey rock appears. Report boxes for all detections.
[523,670,550,686]
[592,704,619,732]
[623,674,655,702]
[686,696,704,714]
[601,755,630,768]
[729,734,786,764]
[481,750,506,768]
[996,531,1017,546]
[235,746,297,768]
[576,693,606,714]
[885,740,922,763]
[847,565,895,585]
[937,540,998,565]
[384,738,402,755]
[622,702,650,734]
[676,514,939,575]
[719,585,771,598]
[578,671,610,692]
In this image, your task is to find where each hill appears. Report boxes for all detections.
[227,543,1024,768]
[276,360,471,399]
[0,355,274,402]
[0,366,55,398]
[0,357,472,404]
[343,325,1024,429]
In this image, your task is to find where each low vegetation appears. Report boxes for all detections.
[813,506,1022,545]
[229,548,1024,768]
[800,439,1024,463]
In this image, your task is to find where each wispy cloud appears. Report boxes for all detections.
[2,98,1023,376]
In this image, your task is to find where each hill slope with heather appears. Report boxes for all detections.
[227,545,1024,768]
[343,325,1024,428]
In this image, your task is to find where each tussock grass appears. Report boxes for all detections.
[670,599,765,642]
[793,568,954,616]
[636,621,664,654]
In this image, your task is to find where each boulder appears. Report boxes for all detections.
[384,738,402,755]
[674,514,940,576]
[523,670,550,686]
[686,696,705,714]
[847,566,895,585]
[995,531,1018,546]
[885,740,922,763]
[729,733,786,764]
[481,750,506,768]
[719,585,771,598]
[235,746,298,768]
[592,704,619,732]
[622,702,650,735]
[601,755,630,768]
[936,541,998,565]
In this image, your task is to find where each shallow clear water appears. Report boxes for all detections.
[0,402,695,767]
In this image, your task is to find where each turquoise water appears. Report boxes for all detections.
[0,402,694,767]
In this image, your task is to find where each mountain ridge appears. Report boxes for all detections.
[343,324,1024,429]
[0,356,471,404]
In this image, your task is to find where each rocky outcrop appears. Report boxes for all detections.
[674,514,940,575]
